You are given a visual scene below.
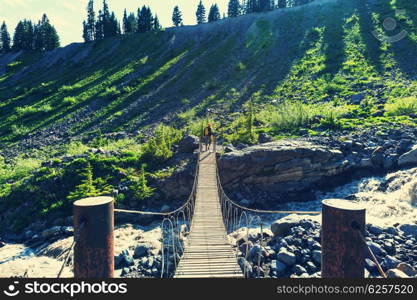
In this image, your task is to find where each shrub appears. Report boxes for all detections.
[385,97,417,116]
[63,96,77,106]
[143,125,182,163]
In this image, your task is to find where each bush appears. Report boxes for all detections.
[63,96,77,106]
[143,125,182,163]
[385,97,417,116]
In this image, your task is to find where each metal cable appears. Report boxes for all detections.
[57,221,85,278]
[351,221,387,278]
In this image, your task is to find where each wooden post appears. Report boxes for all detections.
[321,199,366,278]
[73,196,114,278]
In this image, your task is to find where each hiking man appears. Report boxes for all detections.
[203,123,213,151]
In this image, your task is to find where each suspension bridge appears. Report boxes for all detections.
[70,139,381,279]
[174,149,243,278]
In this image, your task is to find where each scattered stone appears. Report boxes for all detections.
[397,263,417,277]
[134,244,151,258]
[368,225,384,236]
[271,215,303,237]
[270,260,287,276]
[292,264,307,275]
[312,250,321,265]
[382,255,401,270]
[177,135,199,153]
[276,248,296,266]
[386,269,410,278]
[399,224,417,237]
[398,146,417,166]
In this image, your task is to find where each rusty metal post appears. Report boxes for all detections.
[321,199,366,278]
[73,196,114,278]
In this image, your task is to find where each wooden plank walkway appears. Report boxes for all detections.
[174,148,243,278]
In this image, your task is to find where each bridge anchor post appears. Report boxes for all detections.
[321,199,366,278]
[73,196,114,278]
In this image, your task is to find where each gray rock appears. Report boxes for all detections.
[350,93,365,104]
[259,133,273,144]
[239,241,253,257]
[360,158,373,168]
[276,248,296,266]
[398,146,417,166]
[312,250,321,265]
[365,258,377,272]
[386,269,410,278]
[292,264,307,275]
[271,216,302,237]
[382,255,401,270]
[41,226,62,239]
[134,244,151,258]
[178,135,199,153]
[368,225,384,235]
[399,224,417,237]
[270,260,287,275]
[397,263,417,277]
[367,241,384,256]
[116,250,134,268]
[306,261,317,273]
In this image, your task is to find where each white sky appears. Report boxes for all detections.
[0,0,230,46]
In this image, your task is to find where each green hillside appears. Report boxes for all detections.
[1,0,417,232]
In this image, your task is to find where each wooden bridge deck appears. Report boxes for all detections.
[174,149,243,278]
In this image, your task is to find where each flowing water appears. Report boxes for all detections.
[280,167,417,227]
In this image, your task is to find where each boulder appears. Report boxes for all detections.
[397,263,417,277]
[271,215,303,237]
[399,224,417,237]
[276,248,296,266]
[312,250,321,265]
[270,260,287,276]
[368,225,384,236]
[386,269,410,278]
[177,135,199,153]
[259,133,273,144]
[398,146,417,166]
[292,264,307,275]
[134,244,151,258]
[41,226,62,239]
[382,255,401,270]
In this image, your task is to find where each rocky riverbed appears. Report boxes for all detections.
[1,128,416,278]
[229,214,417,278]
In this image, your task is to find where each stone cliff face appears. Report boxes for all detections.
[217,132,417,206]
[218,140,353,204]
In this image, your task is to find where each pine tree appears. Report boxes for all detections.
[228,0,240,17]
[33,15,60,51]
[45,23,60,50]
[153,14,161,31]
[123,9,128,34]
[12,21,24,50]
[87,0,96,41]
[172,6,183,27]
[138,6,153,33]
[278,0,287,8]
[196,1,206,24]
[0,22,11,52]
[259,0,272,11]
[95,10,104,40]
[83,21,88,42]
[208,4,221,22]
[245,0,260,13]
[22,20,34,50]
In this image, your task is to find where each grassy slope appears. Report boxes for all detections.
[0,0,415,146]
[0,0,417,232]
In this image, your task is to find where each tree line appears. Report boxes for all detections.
[0,14,60,53]
[82,0,161,42]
